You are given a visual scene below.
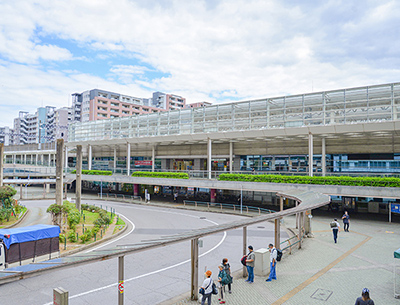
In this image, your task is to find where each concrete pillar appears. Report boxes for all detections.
[46,183,50,193]
[48,154,51,166]
[322,137,326,176]
[274,218,281,250]
[210,189,216,203]
[295,201,299,229]
[233,156,240,171]
[280,196,283,211]
[41,154,43,166]
[229,142,233,173]
[304,210,311,235]
[308,132,313,177]
[20,184,23,199]
[207,138,212,179]
[13,154,15,165]
[161,159,167,170]
[55,139,64,226]
[0,143,3,187]
[133,184,139,196]
[243,226,247,277]
[152,146,155,172]
[114,147,117,171]
[76,145,82,211]
[24,154,26,165]
[64,147,68,169]
[64,184,67,199]
[126,143,131,176]
[190,238,199,301]
[88,144,92,170]
[298,212,303,249]
[35,153,38,166]
[194,159,201,171]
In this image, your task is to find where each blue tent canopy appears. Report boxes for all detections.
[0,225,60,249]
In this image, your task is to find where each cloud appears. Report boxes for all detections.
[1,0,400,127]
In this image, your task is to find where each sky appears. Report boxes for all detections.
[1,0,400,127]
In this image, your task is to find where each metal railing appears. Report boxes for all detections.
[182,200,275,214]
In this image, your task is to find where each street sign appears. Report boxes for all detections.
[391,203,400,214]
[118,281,124,294]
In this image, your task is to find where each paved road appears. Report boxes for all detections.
[1,199,288,305]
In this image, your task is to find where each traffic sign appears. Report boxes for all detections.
[118,281,124,294]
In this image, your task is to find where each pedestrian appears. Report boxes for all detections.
[330,218,340,243]
[252,168,255,174]
[174,192,178,202]
[217,265,229,304]
[266,243,277,281]
[200,270,214,305]
[342,211,350,232]
[355,288,374,305]
[222,258,233,293]
[146,193,150,203]
[245,245,255,283]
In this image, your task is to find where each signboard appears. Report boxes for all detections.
[134,160,152,166]
[118,281,124,294]
[391,203,400,214]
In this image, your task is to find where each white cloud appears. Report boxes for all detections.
[1,0,400,127]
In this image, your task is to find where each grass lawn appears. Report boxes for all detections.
[0,207,27,229]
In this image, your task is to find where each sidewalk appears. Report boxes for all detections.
[172,214,400,305]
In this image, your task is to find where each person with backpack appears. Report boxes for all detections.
[355,288,375,305]
[222,258,233,293]
[245,245,255,283]
[330,218,340,243]
[200,270,214,305]
[217,265,229,304]
[342,211,350,232]
[266,243,277,282]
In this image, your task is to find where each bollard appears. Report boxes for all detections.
[94,233,96,241]
[53,287,69,305]
[101,230,103,238]
[76,233,78,240]
[64,237,66,250]
[83,214,85,223]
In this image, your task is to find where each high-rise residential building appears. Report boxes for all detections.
[12,106,71,145]
[0,126,14,146]
[71,89,186,122]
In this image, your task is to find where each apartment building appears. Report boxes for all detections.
[0,126,14,145]
[72,89,186,122]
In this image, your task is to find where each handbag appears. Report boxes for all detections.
[212,282,218,295]
[199,278,212,295]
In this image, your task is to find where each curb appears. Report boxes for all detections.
[4,209,30,229]
[59,214,130,257]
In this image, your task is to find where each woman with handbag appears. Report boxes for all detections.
[217,265,230,304]
[222,258,233,293]
[200,270,214,305]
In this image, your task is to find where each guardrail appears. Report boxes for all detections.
[182,200,275,215]
[97,193,142,202]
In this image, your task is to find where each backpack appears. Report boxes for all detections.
[276,248,283,262]
[330,221,337,228]
[240,255,247,266]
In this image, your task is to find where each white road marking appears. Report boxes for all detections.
[43,207,227,305]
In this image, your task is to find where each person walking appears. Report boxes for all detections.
[173,192,178,202]
[355,288,375,305]
[342,211,350,232]
[217,265,229,304]
[331,218,340,243]
[245,245,255,283]
[200,270,214,305]
[222,258,233,293]
[266,243,277,282]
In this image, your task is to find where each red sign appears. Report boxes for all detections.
[118,281,124,293]
[134,160,152,166]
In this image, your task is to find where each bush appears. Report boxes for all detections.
[131,171,189,179]
[218,174,400,188]
[67,230,77,242]
[47,203,62,216]
[71,170,112,176]
[80,229,92,243]
[67,209,81,229]
[59,234,66,243]
[0,186,17,199]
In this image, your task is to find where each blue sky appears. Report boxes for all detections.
[1,0,400,127]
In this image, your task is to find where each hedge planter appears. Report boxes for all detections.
[131,171,189,179]
[218,174,400,188]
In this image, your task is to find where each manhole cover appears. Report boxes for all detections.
[200,217,207,219]
[311,288,333,301]
[257,226,265,229]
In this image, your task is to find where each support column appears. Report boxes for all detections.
[210,189,216,203]
[126,143,131,176]
[114,148,117,171]
[88,144,92,170]
[118,256,124,305]
[64,147,68,169]
[46,183,50,193]
[295,201,299,229]
[322,137,326,177]
[308,132,313,176]
[24,154,27,165]
[152,146,155,172]
[48,154,51,166]
[207,138,212,179]
[20,184,23,199]
[55,139,64,226]
[76,145,82,211]
[274,218,281,250]
[298,212,303,249]
[133,184,139,196]
[229,142,233,173]
[190,238,199,300]
[304,210,311,235]
[0,143,3,187]
[243,226,247,277]
[41,154,43,166]
[280,196,283,212]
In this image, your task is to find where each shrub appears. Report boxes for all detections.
[0,186,17,199]
[67,230,77,242]
[80,229,92,243]
[67,209,81,229]
[59,234,66,243]
[71,170,112,176]
[131,171,189,179]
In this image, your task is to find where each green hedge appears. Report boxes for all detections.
[218,174,400,188]
[131,171,189,179]
[71,170,112,176]
[0,186,17,199]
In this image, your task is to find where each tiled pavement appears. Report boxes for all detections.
[171,213,400,305]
